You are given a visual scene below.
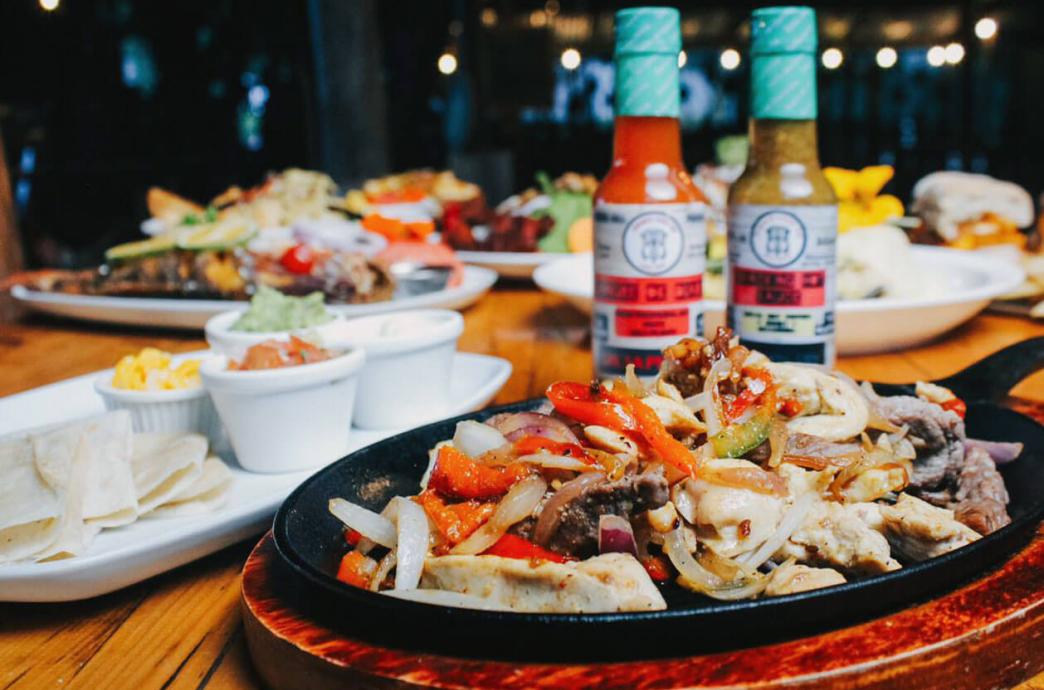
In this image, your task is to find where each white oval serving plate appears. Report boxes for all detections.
[532,248,1025,355]
[10,266,498,330]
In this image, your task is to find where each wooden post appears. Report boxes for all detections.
[0,128,23,321]
[306,0,390,185]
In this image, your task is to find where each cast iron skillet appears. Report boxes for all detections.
[273,338,1044,662]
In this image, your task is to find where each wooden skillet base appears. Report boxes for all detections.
[242,527,1044,690]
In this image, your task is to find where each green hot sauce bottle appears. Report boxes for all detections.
[726,6,838,365]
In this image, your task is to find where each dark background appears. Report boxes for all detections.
[2,0,1041,267]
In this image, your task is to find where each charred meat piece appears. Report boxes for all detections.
[660,326,748,398]
[951,446,1011,535]
[873,394,965,498]
[255,251,394,304]
[533,468,669,558]
[50,251,247,299]
[873,393,1011,534]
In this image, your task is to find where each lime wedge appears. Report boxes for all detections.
[176,219,257,251]
[104,235,179,262]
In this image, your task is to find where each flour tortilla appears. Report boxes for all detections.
[31,434,99,561]
[146,457,233,518]
[31,412,138,528]
[0,438,64,563]
[131,433,207,515]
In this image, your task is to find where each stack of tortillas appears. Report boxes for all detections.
[0,410,232,563]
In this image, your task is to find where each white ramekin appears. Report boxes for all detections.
[204,309,347,360]
[325,309,464,430]
[94,378,224,450]
[199,347,365,473]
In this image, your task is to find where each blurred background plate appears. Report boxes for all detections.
[10,265,498,330]
[532,247,1024,355]
[455,250,568,279]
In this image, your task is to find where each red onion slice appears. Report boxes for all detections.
[966,439,1024,465]
[486,412,580,444]
[598,515,638,556]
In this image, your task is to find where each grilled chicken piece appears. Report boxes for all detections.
[765,561,846,596]
[776,500,900,575]
[672,459,785,558]
[840,465,909,503]
[421,553,666,613]
[877,493,981,561]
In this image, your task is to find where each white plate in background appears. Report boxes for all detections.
[11,266,498,330]
[455,250,572,279]
[533,247,1024,355]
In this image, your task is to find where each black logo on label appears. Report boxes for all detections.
[749,210,808,269]
[622,211,684,276]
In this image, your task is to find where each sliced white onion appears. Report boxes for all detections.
[381,588,511,611]
[329,498,397,549]
[392,497,430,591]
[451,475,547,555]
[736,492,814,570]
[697,578,769,601]
[453,421,509,458]
[663,528,724,591]
[517,453,594,472]
[701,357,731,437]
[683,391,710,412]
[370,551,396,591]
[624,364,647,397]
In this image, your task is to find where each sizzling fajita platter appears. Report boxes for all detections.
[273,330,1044,660]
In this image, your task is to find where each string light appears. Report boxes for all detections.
[39,0,59,10]
[975,17,997,41]
[480,7,498,27]
[926,45,946,67]
[875,46,897,69]
[821,48,843,70]
[720,48,741,71]
[944,42,965,65]
[561,47,581,70]
[437,52,458,75]
[678,50,687,68]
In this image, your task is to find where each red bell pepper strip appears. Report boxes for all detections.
[941,397,967,419]
[545,381,639,432]
[336,551,378,589]
[640,554,671,582]
[547,381,701,478]
[603,386,702,479]
[343,528,362,547]
[416,490,496,545]
[723,368,775,421]
[483,534,572,563]
[428,445,530,500]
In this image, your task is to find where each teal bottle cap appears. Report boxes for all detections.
[750,6,818,119]
[615,7,681,55]
[614,7,681,118]
[751,6,817,55]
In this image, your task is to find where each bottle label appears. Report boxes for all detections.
[593,201,706,378]
[726,203,837,365]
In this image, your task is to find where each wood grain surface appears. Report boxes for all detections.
[2,285,1044,689]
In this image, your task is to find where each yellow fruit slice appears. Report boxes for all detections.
[823,167,859,202]
[176,218,257,251]
[854,165,895,200]
[567,216,593,253]
[104,234,178,262]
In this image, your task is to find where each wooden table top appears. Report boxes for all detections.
[2,286,1044,690]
